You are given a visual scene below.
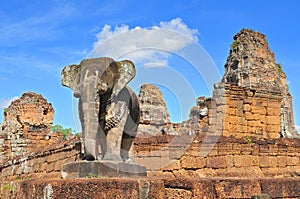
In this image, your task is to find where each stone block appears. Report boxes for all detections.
[227,108,237,115]
[133,156,170,170]
[286,157,299,166]
[248,121,262,127]
[243,104,251,112]
[61,161,147,179]
[184,146,200,157]
[247,126,257,133]
[227,116,240,124]
[277,156,287,167]
[160,171,175,178]
[266,107,280,116]
[169,146,186,160]
[202,144,218,157]
[214,180,243,198]
[268,145,278,156]
[259,145,269,155]
[180,156,206,169]
[242,180,262,198]
[232,143,242,155]
[268,132,280,139]
[266,116,280,125]
[225,155,234,168]
[241,144,254,155]
[223,122,230,131]
[245,112,255,120]
[267,124,280,133]
[218,143,233,155]
[277,146,287,156]
[228,100,238,108]
[286,146,300,156]
[234,155,253,167]
[259,156,277,168]
[260,178,300,198]
[207,156,227,169]
[164,188,192,198]
[251,106,266,115]
[162,160,181,171]
[172,169,198,178]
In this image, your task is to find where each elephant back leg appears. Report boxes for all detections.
[103,107,129,162]
[121,93,140,163]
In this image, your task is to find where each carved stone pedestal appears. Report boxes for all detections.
[61,161,147,179]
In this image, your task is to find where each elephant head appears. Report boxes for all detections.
[62,57,135,99]
[61,57,137,161]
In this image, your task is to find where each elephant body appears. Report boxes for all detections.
[61,57,140,162]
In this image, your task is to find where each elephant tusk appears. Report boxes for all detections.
[84,69,89,80]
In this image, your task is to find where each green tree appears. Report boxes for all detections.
[51,124,72,140]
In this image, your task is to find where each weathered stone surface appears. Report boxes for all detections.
[137,84,170,136]
[201,29,299,139]
[0,133,300,198]
[1,29,300,199]
[0,138,81,181]
[220,29,298,138]
[134,30,299,140]
[61,161,146,178]
[132,134,300,178]
[0,92,62,163]
[62,57,140,162]
[1,178,300,199]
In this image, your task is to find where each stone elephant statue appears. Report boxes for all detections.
[61,57,140,163]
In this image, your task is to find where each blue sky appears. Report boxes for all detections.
[0,0,299,133]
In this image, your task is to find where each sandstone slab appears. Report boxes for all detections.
[61,161,147,178]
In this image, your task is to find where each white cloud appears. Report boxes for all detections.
[296,125,300,132]
[0,96,19,109]
[89,18,199,66]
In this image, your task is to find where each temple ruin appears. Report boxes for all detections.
[0,29,300,198]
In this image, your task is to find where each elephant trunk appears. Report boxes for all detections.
[78,83,101,160]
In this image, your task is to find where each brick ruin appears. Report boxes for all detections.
[162,29,299,139]
[138,33,299,140]
[214,29,298,139]
[0,29,300,198]
[138,84,171,136]
[0,92,65,163]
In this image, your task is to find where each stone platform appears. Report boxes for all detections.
[61,161,147,179]
[1,177,300,198]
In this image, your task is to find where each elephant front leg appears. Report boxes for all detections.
[83,119,100,161]
[103,101,128,162]
[79,100,100,161]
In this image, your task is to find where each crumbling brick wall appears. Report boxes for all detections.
[133,134,300,178]
[218,29,298,138]
[0,138,81,181]
[0,92,67,165]
[219,83,283,138]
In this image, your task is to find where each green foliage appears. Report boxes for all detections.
[1,184,13,192]
[86,173,98,178]
[74,132,80,138]
[276,63,283,74]
[253,159,258,164]
[245,136,254,145]
[51,124,72,140]
[231,39,238,49]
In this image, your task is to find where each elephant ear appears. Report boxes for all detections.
[61,64,80,90]
[112,60,136,96]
